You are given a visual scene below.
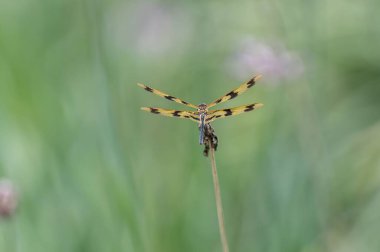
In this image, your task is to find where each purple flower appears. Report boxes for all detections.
[0,179,18,218]
[226,38,304,85]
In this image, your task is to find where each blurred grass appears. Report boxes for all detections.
[0,0,379,251]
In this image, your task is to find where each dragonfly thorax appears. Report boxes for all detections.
[197,104,208,145]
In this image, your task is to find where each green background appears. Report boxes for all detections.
[1,0,379,251]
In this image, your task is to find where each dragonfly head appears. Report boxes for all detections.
[197,103,208,114]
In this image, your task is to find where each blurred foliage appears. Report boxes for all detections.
[0,0,379,251]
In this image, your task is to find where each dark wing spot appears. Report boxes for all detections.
[227,91,238,99]
[247,78,256,88]
[223,109,233,116]
[206,116,215,122]
[150,108,160,114]
[215,98,222,104]
[215,115,222,118]
[145,86,153,92]
[191,115,199,121]
[184,115,190,118]
[165,95,175,101]
[182,101,189,105]
[172,111,181,117]
[244,104,255,112]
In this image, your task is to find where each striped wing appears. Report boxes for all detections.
[206,103,263,123]
[138,83,198,109]
[207,75,262,108]
[141,107,199,122]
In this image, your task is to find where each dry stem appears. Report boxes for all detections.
[209,142,229,252]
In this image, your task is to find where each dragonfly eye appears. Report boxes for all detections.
[198,103,208,113]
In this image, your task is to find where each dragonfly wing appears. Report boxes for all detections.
[141,107,199,122]
[206,103,263,123]
[207,75,262,108]
[138,83,198,109]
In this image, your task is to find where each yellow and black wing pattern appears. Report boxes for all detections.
[139,75,263,124]
[206,103,263,123]
[207,75,262,108]
[138,83,198,109]
[141,107,199,122]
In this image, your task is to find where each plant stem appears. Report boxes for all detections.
[209,144,229,252]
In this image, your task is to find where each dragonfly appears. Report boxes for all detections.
[138,75,264,145]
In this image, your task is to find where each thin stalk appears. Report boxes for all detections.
[209,143,229,252]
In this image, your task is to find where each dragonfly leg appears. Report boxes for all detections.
[202,124,218,157]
